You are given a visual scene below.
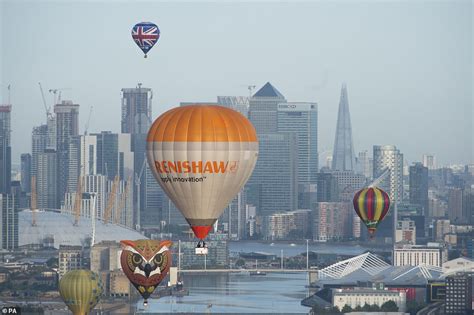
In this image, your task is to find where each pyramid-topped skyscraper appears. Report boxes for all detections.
[249,82,286,134]
[332,84,355,171]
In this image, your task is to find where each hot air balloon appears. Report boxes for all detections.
[131,22,160,58]
[120,239,172,306]
[59,269,102,315]
[353,186,390,238]
[146,105,259,251]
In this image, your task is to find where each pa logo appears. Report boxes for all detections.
[1,307,20,314]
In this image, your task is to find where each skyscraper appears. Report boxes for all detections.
[55,101,80,206]
[447,188,464,223]
[373,145,404,241]
[37,149,58,209]
[217,96,249,117]
[356,150,373,179]
[373,145,404,202]
[409,162,429,215]
[0,105,12,194]
[277,102,318,184]
[332,84,355,171]
[249,82,286,134]
[422,154,437,170]
[31,124,48,178]
[121,84,152,134]
[20,154,32,193]
[0,193,18,250]
[246,133,298,217]
[121,84,152,229]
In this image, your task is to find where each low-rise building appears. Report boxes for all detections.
[395,220,416,244]
[332,288,406,312]
[312,202,352,241]
[58,245,83,278]
[178,240,228,269]
[445,273,473,314]
[262,209,312,240]
[110,269,130,297]
[393,243,447,267]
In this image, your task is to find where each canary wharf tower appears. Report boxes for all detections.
[332,84,355,171]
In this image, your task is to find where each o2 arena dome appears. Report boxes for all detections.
[20,210,145,248]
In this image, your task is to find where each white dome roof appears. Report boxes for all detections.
[19,210,145,248]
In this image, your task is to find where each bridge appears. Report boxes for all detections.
[179,269,308,274]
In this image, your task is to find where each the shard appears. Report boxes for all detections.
[332,84,355,171]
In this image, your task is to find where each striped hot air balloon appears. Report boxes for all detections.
[353,186,390,238]
[146,105,258,247]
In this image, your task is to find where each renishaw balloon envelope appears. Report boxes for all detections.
[146,105,259,240]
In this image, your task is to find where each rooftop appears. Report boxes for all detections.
[253,82,285,98]
[19,210,145,248]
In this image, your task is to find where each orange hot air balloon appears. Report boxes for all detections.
[146,105,258,247]
[353,186,391,238]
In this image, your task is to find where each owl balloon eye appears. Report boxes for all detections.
[132,253,142,265]
[153,254,163,265]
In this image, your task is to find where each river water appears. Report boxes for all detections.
[138,272,310,314]
[135,242,381,313]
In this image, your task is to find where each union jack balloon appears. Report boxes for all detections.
[353,186,390,238]
[131,22,160,58]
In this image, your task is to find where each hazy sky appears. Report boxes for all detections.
[1,0,472,166]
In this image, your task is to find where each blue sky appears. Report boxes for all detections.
[1,0,472,166]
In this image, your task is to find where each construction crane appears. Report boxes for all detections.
[369,167,390,188]
[7,84,11,104]
[115,176,131,225]
[48,88,71,105]
[240,85,256,98]
[73,177,83,226]
[31,176,38,227]
[38,82,53,121]
[134,156,147,230]
[104,175,120,225]
[84,106,93,135]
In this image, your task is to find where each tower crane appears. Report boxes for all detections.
[73,177,83,226]
[84,106,93,135]
[240,85,256,98]
[134,156,147,231]
[38,82,53,121]
[104,175,120,225]
[115,176,131,226]
[48,88,71,105]
[368,167,390,188]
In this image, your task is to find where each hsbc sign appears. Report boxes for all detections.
[278,103,315,111]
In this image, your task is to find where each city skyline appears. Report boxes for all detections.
[1,1,472,165]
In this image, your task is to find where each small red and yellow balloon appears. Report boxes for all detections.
[353,186,390,238]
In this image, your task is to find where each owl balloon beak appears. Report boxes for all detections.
[144,263,152,278]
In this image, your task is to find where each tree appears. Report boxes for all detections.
[381,300,399,312]
[341,304,352,313]
[235,258,245,268]
[362,303,372,312]
[369,304,380,311]
[354,305,363,311]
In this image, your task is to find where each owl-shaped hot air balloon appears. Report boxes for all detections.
[353,186,391,238]
[120,239,172,305]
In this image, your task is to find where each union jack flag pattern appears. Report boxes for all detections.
[131,22,160,57]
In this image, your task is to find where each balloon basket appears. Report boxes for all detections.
[195,241,208,255]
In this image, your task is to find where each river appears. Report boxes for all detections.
[137,272,310,314]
